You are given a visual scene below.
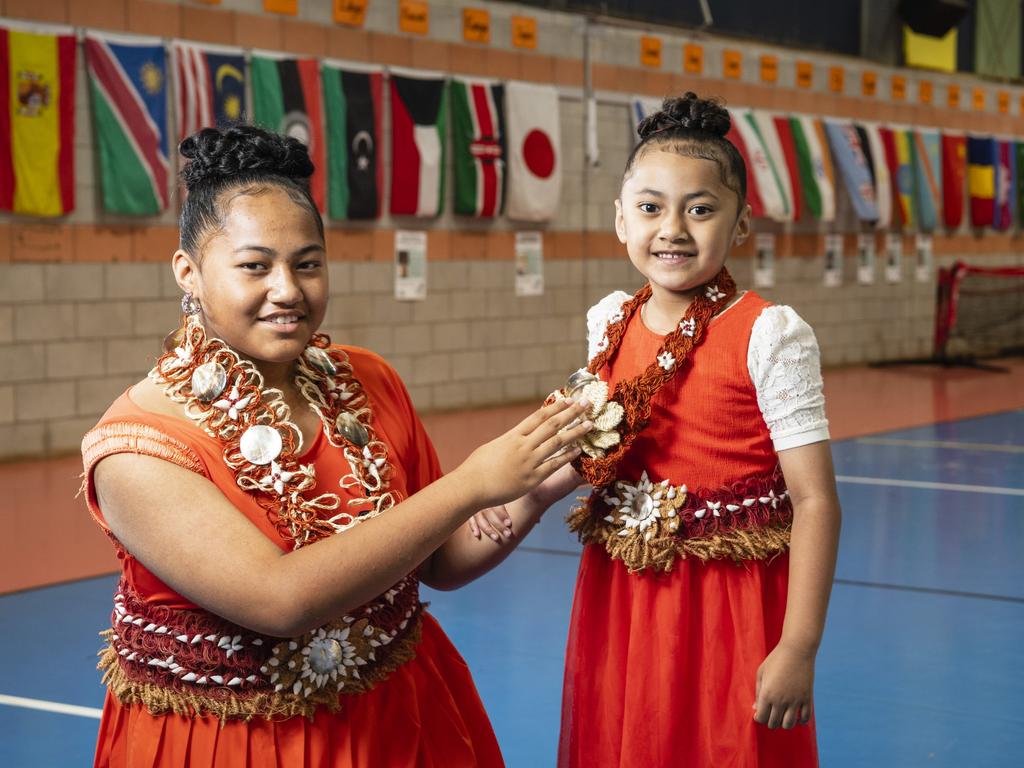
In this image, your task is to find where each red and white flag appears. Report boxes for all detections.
[505,81,561,222]
[389,71,448,218]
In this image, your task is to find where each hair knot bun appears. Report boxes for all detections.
[636,92,731,140]
[179,124,314,191]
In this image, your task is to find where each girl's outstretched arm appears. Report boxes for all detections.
[753,440,841,730]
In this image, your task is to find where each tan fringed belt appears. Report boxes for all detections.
[99,575,423,722]
[568,468,793,573]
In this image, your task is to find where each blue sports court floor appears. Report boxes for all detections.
[1,409,1022,766]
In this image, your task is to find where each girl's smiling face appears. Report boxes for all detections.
[615,149,750,305]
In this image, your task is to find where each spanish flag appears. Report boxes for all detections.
[0,25,76,216]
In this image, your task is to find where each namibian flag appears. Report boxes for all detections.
[389,72,448,218]
[940,133,966,229]
[252,52,326,211]
[171,42,246,142]
[84,33,169,215]
[451,78,506,218]
[967,136,996,228]
[0,24,75,216]
[322,63,382,220]
[994,140,1015,231]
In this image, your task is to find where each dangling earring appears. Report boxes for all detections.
[181,292,202,316]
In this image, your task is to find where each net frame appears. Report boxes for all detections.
[934,261,1024,359]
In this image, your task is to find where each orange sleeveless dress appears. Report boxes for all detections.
[82,346,503,768]
[559,293,819,767]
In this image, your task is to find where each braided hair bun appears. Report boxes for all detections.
[636,92,731,141]
[179,124,314,192]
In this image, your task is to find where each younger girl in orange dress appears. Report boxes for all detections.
[555,93,842,767]
[82,125,591,767]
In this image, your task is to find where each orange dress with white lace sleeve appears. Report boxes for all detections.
[81,346,503,768]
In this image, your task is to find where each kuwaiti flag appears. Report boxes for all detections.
[0,22,75,216]
[731,108,791,222]
[773,116,802,221]
[322,62,382,220]
[390,71,448,218]
[911,130,942,232]
[251,51,326,211]
[893,129,917,229]
[724,120,765,218]
[451,77,506,217]
[824,121,879,223]
[967,135,996,228]
[941,133,966,229]
[84,33,169,215]
[855,123,892,229]
[994,139,1015,231]
[630,95,662,139]
[505,81,561,222]
[171,41,246,142]
[789,116,835,222]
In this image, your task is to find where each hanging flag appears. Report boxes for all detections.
[724,120,765,218]
[941,133,966,229]
[251,52,326,211]
[629,95,663,139]
[824,121,879,223]
[994,139,1015,231]
[893,129,917,229]
[0,24,75,216]
[772,116,802,221]
[451,77,505,218]
[967,135,996,228]
[857,123,892,229]
[84,33,169,215]
[322,63,382,220]
[171,42,246,141]
[1015,142,1024,226]
[731,108,790,222]
[911,129,942,232]
[389,72,448,218]
[751,111,795,221]
[878,127,905,227]
[789,116,835,222]
[505,81,561,222]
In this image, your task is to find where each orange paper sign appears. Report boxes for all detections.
[862,70,877,97]
[760,55,778,84]
[511,16,536,49]
[462,8,490,43]
[683,44,704,74]
[796,61,813,88]
[640,36,662,68]
[998,91,1009,114]
[918,80,933,104]
[891,76,906,101]
[947,84,960,108]
[333,0,367,27]
[828,66,844,93]
[399,0,429,35]
[264,0,297,14]
[723,50,742,79]
[972,88,985,111]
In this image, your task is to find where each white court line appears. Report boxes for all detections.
[836,475,1024,497]
[856,437,1024,454]
[0,693,102,719]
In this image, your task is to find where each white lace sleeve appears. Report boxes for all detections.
[586,291,632,362]
[747,305,830,452]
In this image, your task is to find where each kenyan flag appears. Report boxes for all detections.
[251,53,325,211]
[451,78,505,217]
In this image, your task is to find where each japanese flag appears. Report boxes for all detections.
[505,81,561,222]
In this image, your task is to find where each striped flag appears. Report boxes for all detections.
[824,121,879,223]
[773,116,802,221]
[893,129,917,229]
[171,42,246,142]
[725,120,765,218]
[878,127,906,227]
[505,81,561,222]
[84,33,169,215]
[994,139,1015,231]
[389,72,448,218]
[451,77,505,217]
[789,116,835,222]
[941,133,966,229]
[322,63,382,220]
[251,52,325,211]
[911,130,942,232]
[856,123,892,229]
[967,136,996,228]
[731,108,791,222]
[0,24,75,216]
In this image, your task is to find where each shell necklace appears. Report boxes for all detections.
[568,266,737,490]
[149,315,397,548]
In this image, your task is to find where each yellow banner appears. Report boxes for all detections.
[10,29,63,216]
[903,26,956,73]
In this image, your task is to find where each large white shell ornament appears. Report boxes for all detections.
[191,361,227,403]
[305,347,337,376]
[335,412,369,447]
[240,425,283,466]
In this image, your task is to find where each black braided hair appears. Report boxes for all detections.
[178,124,324,257]
[624,92,747,206]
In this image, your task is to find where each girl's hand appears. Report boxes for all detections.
[469,506,513,542]
[454,398,592,510]
[753,642,816,729]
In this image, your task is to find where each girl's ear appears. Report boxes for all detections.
[172,249,200,295]
[614,199,627,244]
[732,203,752,246]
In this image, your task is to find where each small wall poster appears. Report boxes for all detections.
[394,230,427,301]
[753,233,775,288]
[823,234,843,287]
[915,234,933,282]
[515,231,544,296]
[856,233,876,285]
[885,233,903,283]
